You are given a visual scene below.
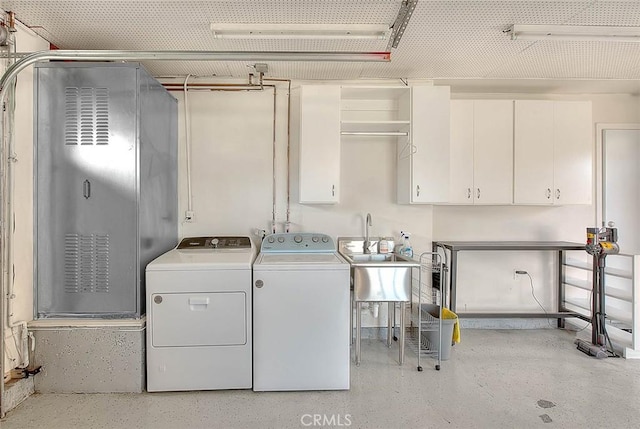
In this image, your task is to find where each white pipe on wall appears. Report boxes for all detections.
[271,83,277,233]
[263,78,292,233]
[183,74,193,219]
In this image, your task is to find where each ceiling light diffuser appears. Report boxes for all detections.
[510,24,640,42]
[210,23,390,40]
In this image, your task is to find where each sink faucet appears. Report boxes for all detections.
[364,213,373,254]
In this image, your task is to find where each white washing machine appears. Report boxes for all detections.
[252,233,350,391]
[146,236,255,392]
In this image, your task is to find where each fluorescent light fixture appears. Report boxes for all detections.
[210,23,390,40]
[511,24,640,42]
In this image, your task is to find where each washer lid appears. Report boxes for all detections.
[147,246,256,271]
[253,252,348,270]
[259,253,340,264]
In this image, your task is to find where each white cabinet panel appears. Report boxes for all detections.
[449,100,474,204]
[474,100,513,204]
[398,85,450,204]
[514,100,592,205]
[299,85,341,204]
[449,100,513,205]
[514,100,555,204]
[554,101,593,205]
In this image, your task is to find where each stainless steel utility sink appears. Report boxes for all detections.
[338,237,420,366]
[348,253,411,263]
[338,237,419,302]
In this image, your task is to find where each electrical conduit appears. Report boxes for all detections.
[3,17,29,373]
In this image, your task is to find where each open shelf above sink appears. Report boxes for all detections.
[340,120,410,135]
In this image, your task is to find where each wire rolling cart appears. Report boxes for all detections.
[406,251,448,371]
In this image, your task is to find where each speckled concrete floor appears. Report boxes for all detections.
[3,329,640,429]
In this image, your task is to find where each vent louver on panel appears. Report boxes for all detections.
[64,87,79,145]
[95,88,109,145]
[64,233,110,294]
[80,87,94,145]
[64,86,110,146]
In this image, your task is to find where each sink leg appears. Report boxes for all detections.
[387,302,393,347]
[355,301,362,366]
[399,302,406,366]
[350,292,354,345]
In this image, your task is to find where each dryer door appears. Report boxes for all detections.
[151,292,246,347]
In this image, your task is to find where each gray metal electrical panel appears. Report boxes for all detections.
[34,62,178,318]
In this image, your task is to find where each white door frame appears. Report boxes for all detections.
[595,123,640,359]
[595,123,640,227]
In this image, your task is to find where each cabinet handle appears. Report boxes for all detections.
[416,185,420,197]
[476,188,480,199]
[546,188,551,199]
[331,185,335,197]
[556,189,561,200]
[83,180,91,199]
[467,188,471,199]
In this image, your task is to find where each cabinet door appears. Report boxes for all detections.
[449,100,474,204]
[514,100,554,204]
[473,100,514,204]
[299,85,341,203]
[553,101,593,205]
[409,85,450,203]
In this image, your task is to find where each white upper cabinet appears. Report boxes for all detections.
[298,85,341,204]
[397,85,451,204]
[449,100,474,203]
[449,100,514,205]
[553,101,593,205]
[513,101,554,204]
[514,100,592,205]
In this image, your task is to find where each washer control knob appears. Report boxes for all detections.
[322,236,329,243]
[255,280,264,288]
[154,295,163,304]
[210,238,219,248]
[267,236,275,243]
[312,236,319,243]
[294,235,303,243]
[277,236,285,243]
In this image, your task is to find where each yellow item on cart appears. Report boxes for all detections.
[442,307,460,344]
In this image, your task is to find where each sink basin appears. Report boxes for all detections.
[348,253,412,263]
[338,242,419,302]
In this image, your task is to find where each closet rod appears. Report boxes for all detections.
[341,131,408,136]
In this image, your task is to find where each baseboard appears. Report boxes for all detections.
[1,376,35,415]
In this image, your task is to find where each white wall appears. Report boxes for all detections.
[3,23,49,371]
[177,88,277,237]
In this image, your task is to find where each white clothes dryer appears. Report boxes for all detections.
[146,236,255,392]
